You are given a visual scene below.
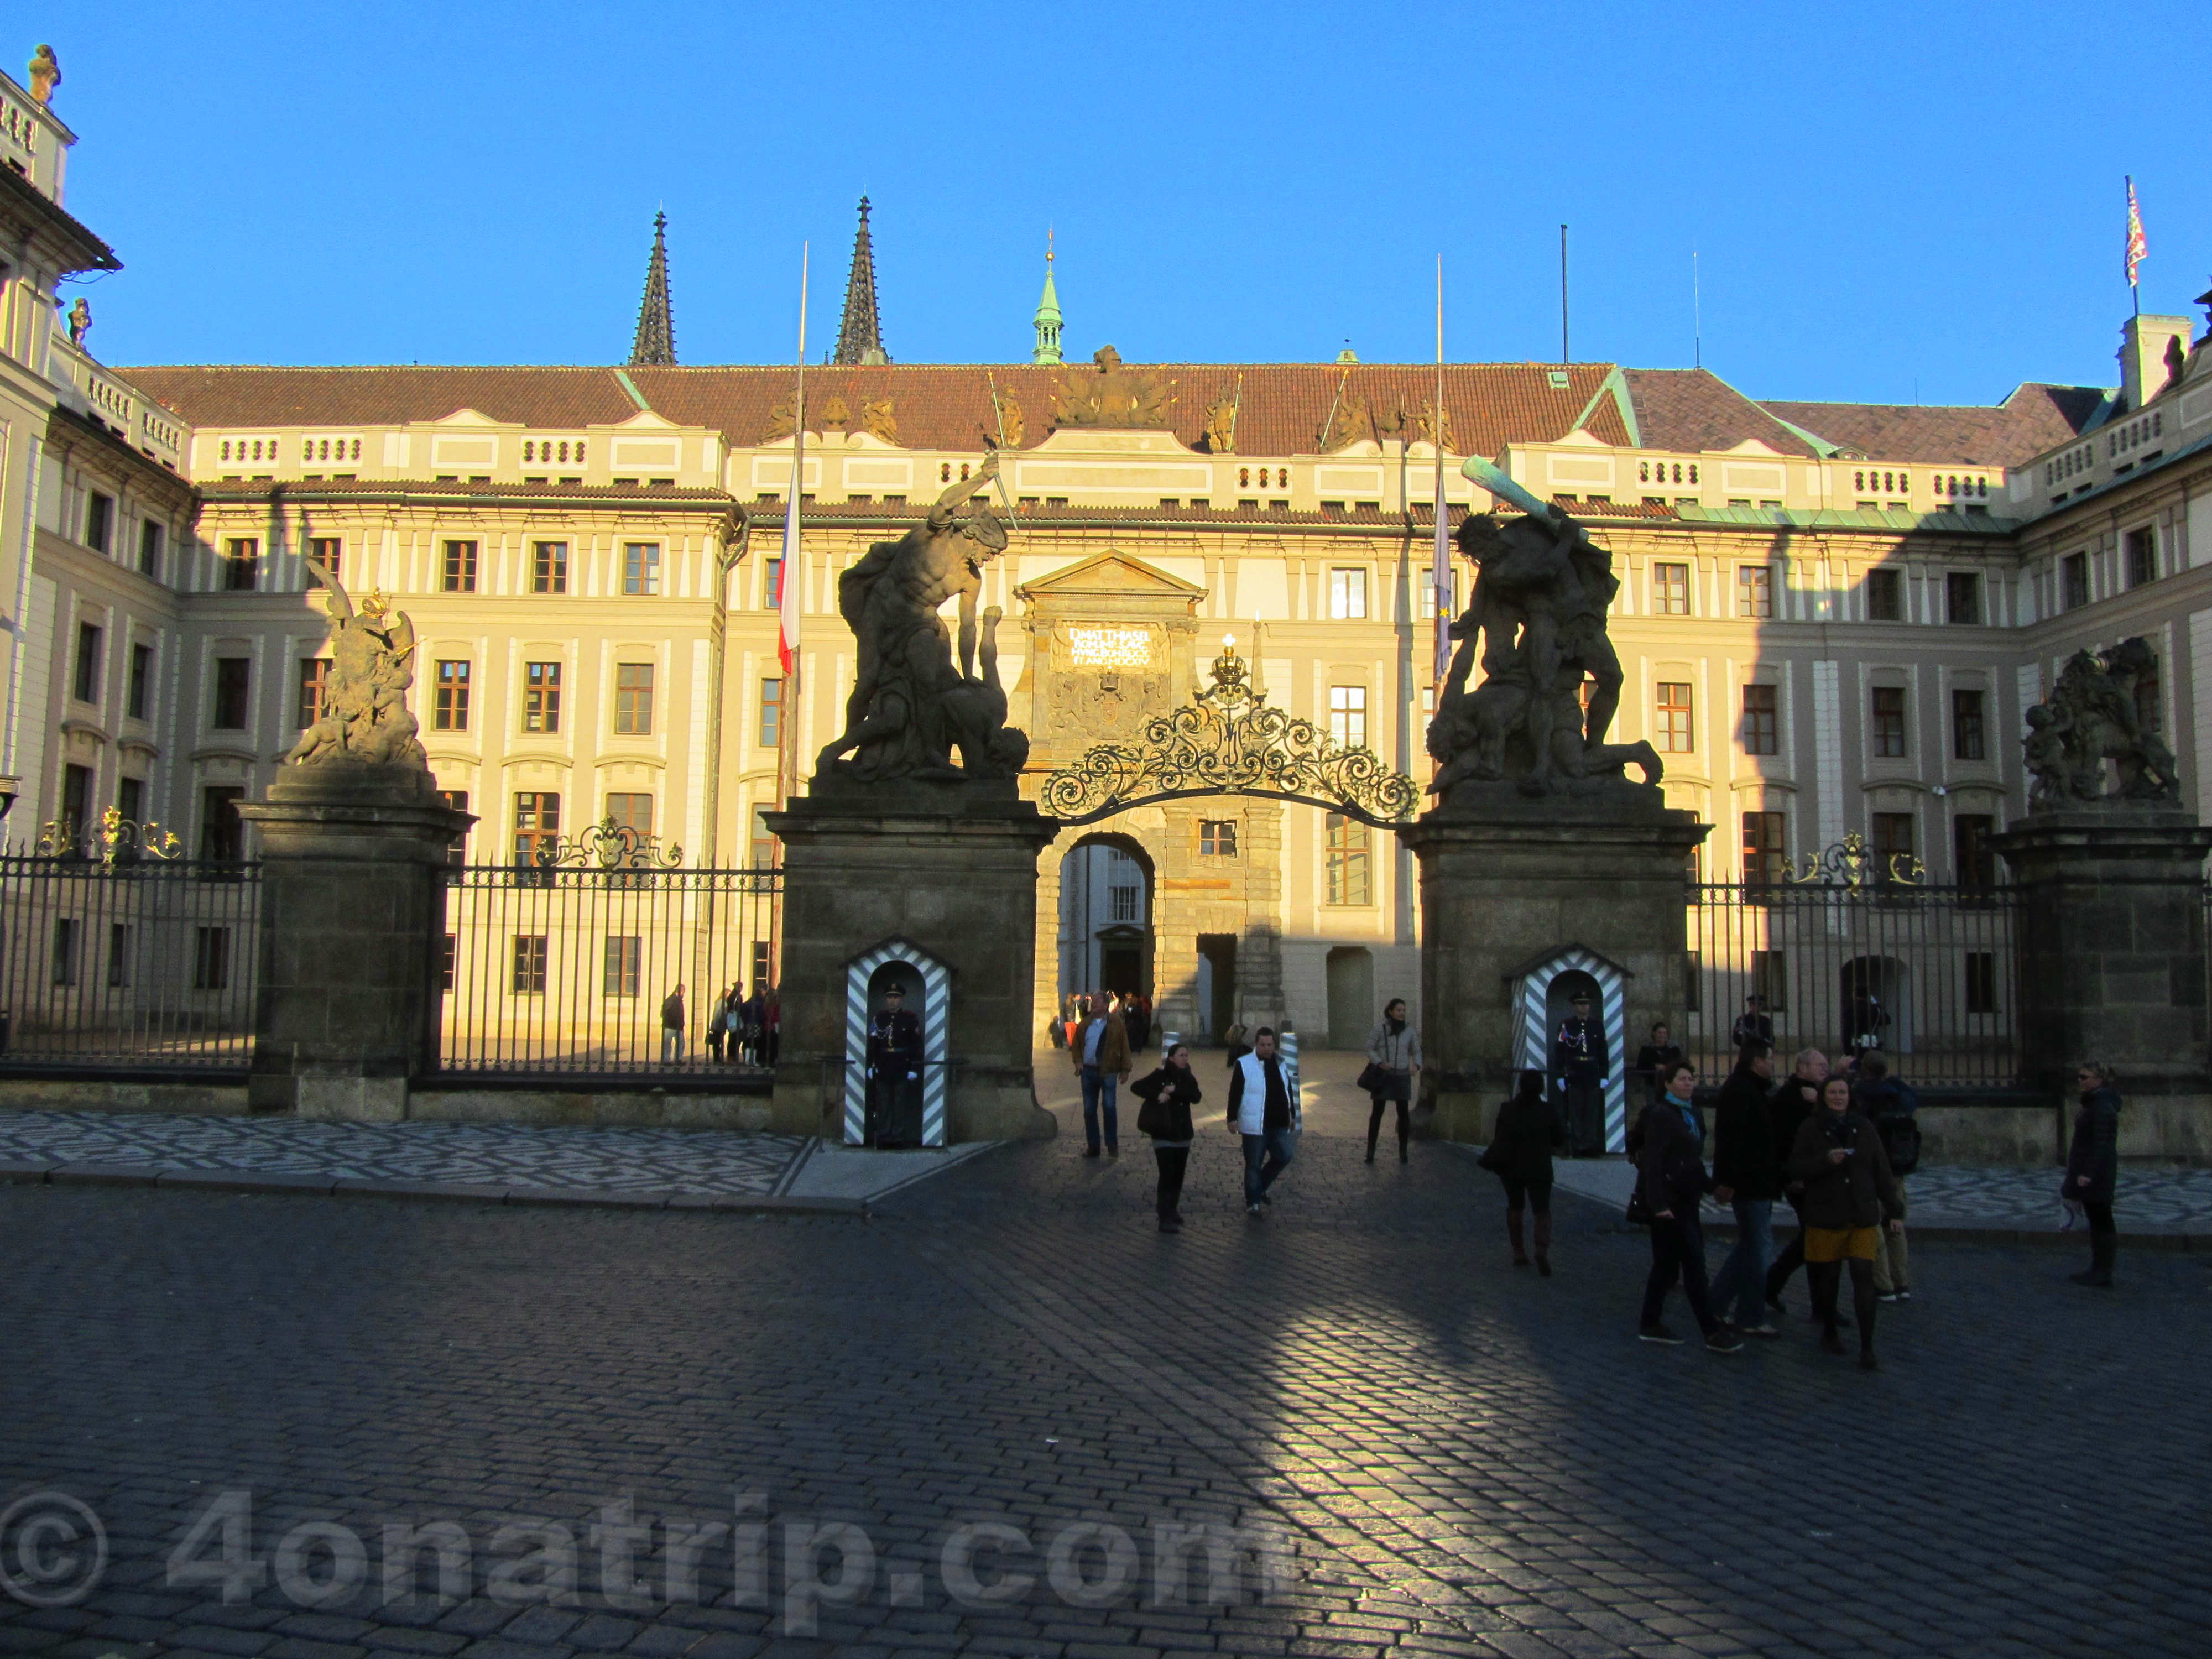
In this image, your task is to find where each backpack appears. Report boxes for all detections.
[1878,1116,1922,1177]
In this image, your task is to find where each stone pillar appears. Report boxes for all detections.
[1995,805,2212,1153]
[237,765,473,1120]
[766,777,1060,1142]
[1402,791,1707,1144]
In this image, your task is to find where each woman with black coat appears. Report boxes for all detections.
[1132,1044,1203,1233]
[1636,1061,1742,1353]
[1480,1070,1566,1272]
[2065,1062,2122,1287]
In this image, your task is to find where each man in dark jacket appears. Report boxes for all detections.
[1632,1022,1685,1108]
[1553,990,1608,1157]
[1787,1075,1905,1369]
[865,983,925,1147]
[1762,1047,1828,1315]
[1636,1060,1743,1354]
[2065,1063,2122,1287]
[1707,1041,1782,1336]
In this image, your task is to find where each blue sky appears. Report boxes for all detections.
[52,1,2209,407]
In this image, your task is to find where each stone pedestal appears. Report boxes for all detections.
[237,765,473,1120]
[1995,806,2212,1141]
[765,777,1061,1143]
[1402,785,1707,1146]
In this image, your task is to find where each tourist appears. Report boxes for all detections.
[1125,993,1152,1055]
[1633,1021,1685,1108]
[1635,1060,1741,1352]
[2065,1061,2122,1288]
[1072,990,1131,1158]
[1553,989,1608,1157]
[1854,1052,1919,1301]
[1707,1040,1782,1337]
[660,982,686,1064]
[1786,1074,1905,1369]
[1479,1069,1564,1272]
[705,984,732,1063]
[1731,993,1774,1055]
[1763,1047,1829,1316]
[764,984,781,1066]
[1361,998,1423,1165]
[1223,1021,1251,1069]
[1227,1026,1299,1216]
[1132,1042,1202,1232]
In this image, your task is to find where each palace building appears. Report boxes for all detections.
[7,58,2210,1050]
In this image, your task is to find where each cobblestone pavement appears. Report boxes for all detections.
[4,1107,2209,1659]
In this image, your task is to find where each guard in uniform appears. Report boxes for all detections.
[1553,989,1608,1157]
[865,982,924,1146]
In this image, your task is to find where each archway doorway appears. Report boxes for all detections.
[1326,946,1375,1048]
[1057,834,1154,1011]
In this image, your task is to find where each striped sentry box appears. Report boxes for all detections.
[842,941,951,1147]
[1507,948,1629,1153]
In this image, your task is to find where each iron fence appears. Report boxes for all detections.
[0,852,261,1074]
[1686,879,2020,1087]
[436,860,780,1081]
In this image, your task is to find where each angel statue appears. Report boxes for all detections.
[287,552,429,770]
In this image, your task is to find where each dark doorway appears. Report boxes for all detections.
[1325,946,1374,1048]
[1057,834,1154,1005]
[1097,925,1145,997]
[1197,933,1238,1043]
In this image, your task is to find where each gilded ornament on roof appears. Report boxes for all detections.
[1052,345,1173,429]
[994,394,1026,450]
[27,44,59,106]
[862,396,899,444]
[819,394,851,429]
[1324,390,1373,452]
[1201,392,1237,455]
[763,395,796,442]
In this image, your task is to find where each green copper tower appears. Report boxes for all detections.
[1032,233,1063,366]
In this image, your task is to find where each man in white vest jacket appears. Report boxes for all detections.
[1227,1027,1300,1216]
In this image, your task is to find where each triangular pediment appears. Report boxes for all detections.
[427,407,504,427]
[1016,550,1207,602]
[607,408,681,430]
[1723,437,1783,456]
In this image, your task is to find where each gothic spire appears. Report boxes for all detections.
[629,212,676,367]
[1032,231,1063,366]
[832,196,888,366]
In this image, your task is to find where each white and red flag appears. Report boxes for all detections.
[2124,176,2147,291]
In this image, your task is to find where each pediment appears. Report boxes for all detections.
[428,407,505,427]
[1554,427,1609,448]
[1723,437,1782,456]
[606,408,681,430]
[1016,550,1207,602]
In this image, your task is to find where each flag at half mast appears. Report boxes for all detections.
[2125,176,2147,292]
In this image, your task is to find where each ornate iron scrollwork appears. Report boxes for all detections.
[531,817,684,870]
[1039,641,1422,828]
[34,808,183,864]
[1782,831,1924,889]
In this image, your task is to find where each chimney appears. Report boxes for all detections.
[2117,313,2192,410]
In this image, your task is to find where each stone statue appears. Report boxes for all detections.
[1323,389,1371,452]
[993,394,1025,449]
[2023,638,2179,807]
[1053,345,1171,428]
[816,451,1027,783]
[1202,390,1238,454]
[64,297,89,346]
[287,554,428,771]
[818,394,851,430]
[28,45,59,106]
[862,395,898,444]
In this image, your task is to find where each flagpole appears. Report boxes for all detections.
[1432,255,1451,694]
[770,243,808,989]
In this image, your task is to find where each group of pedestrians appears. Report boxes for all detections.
[704,983,778,1066]
[1124,1027,1301,1229]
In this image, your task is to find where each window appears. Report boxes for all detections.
[603,936,643,998]
[1325,812,1371,906]
[1870,687,1907,758]
[1865,568,1901,622]
[763,557,784,609]
[1742,811,1788,888]
[1109,885,1140,922]
[614,664,654,735]
[85,492,113,553]
[138,520,163,579]
[513,792,561,867]
[441,936,456,990]
[1952,688,1986,761]
[212,657,250,729]
[117,776,143,827]
[439,789,469,865]
[128,643,152,719]
[606,793,653,838]
[531,541,568,594]
[296,658,331,729]
[193,927,232,992]
[759,677,782,748]
[511,935,549,995]
[1655,682,1694,753]
[1329,685,1368,751]
[308,536,342,584]
[1871,811,1914,872]
[441,540,478,593]
[73,622,101,703]
[623,542,661,596]
[1736,565,1772,618]
[61,764,92,839]
[523,662,562,733]
[1749,950,1788,1014]
[1954,813,1995,892]
[51,917,79,985]
[1653,562,1689,615]
[1740,684,1778,755]
[1965,952,1999,1014]
[2133,654,2161,735]
[1329,567,1369,620]
[200,786,246,862]
[434,660,471,731]
[2062,552,2089,610]
[2125,527,2156,588]
[107,922,132,988]
[1199,820,1238,856]
[1945,571,1980,624]
[749,810,776,869]
[223,538,259,591]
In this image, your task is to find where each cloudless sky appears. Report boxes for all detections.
[50,1,2210,408]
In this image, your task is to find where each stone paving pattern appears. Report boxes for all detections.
[3,1105,2209,1658]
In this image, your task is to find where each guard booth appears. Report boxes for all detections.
[842,937,950,1147]
[1506,943,1631,1154]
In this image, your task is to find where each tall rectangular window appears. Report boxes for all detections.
[1871,811,1915,871]
[623,542,661,596]
[511,935,549,995]
[1954,813,1996,892]
[523,661,562,733]
[2133,654,2162,736]
[85,492,113,553]
[1952,688,1986,760]
[307,536,343,584]
[441,540,478,593]
[212,656,251,729]
[117,776,144,826]
[606,793,653,838]
[200,786,246,862]
[1865,568,1901,621]
[1965,952,1999,1014]
[73,622,101,703]
[1945,571,1981,624]
[51,917,79,985]
[1736,565,1772,618]
[759,677,781,748]
[1329,685,1368,751]
[1652,562,1689,615]
[61,764,92,838]
[1325,812,1371,906]
[1742,810,1788,888]
[108,922,133,988]
[193,927,232,991]
[1749,951,1788,1014]
[603,936,644,998]
[296,658,331,729]
[2125,526,2156,588]
[749,810,776,869]
[138,519,164,578]
[763,557,784,609]
[1329,567,1369,620]
[1655,682,1694,753]
[531,541,568,593]
[1199,820,1238,856]
[1109,885,1140,922]
[614,664,655,734]
[223,538,259,591]
[434,660,471,731]
[2062,551,2090,609]
[1740,684,1778,755]
[1871,686,1908,758]
[513,792,561,867]
[128,643,152,719]
[439,789,469,865]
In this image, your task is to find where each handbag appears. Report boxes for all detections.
[1355,1062,1388,1094]
[1624,1177,1653,1227]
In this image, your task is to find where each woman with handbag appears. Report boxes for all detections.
[1132,1043,1203,1233]
[1360,999,1423,1164]
[1479,1070,1566,1272]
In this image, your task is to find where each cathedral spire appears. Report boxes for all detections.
[1032,231,1063,366]
[832,196,888,366]
[629,211,677,367]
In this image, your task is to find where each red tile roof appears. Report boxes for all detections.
[1762,383,2110,468]
[1619,369,1822,459]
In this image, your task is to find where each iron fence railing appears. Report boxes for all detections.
[0,854,261,1073]
[435,863,780,1080]
[1685,880,2021,1088]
